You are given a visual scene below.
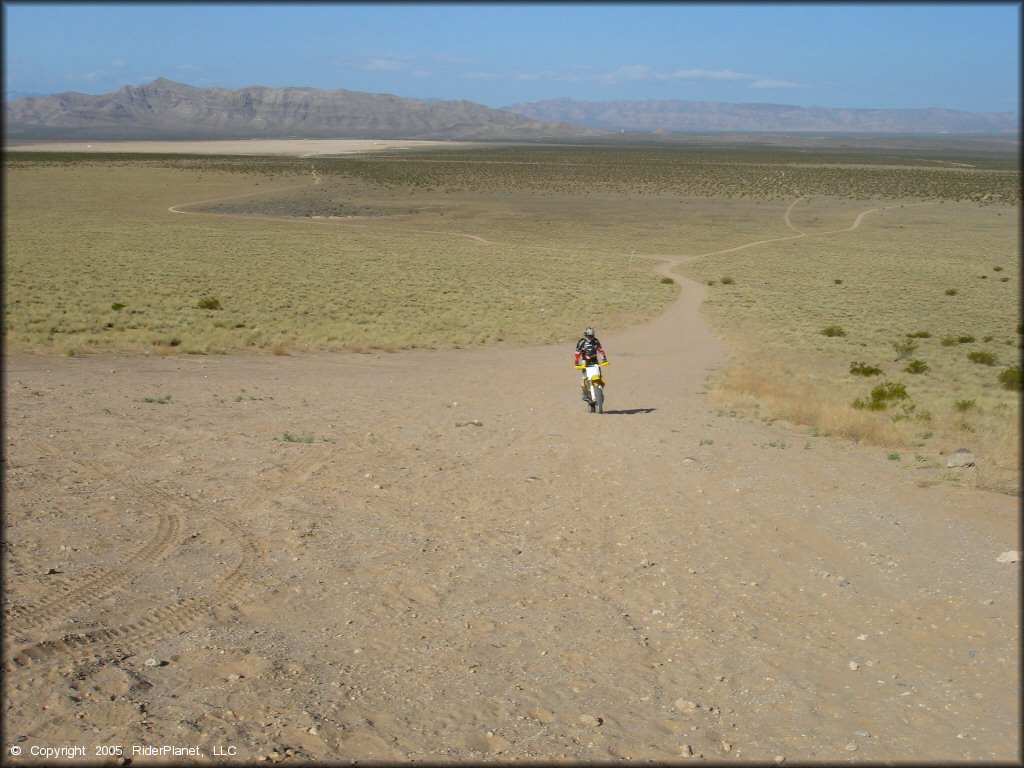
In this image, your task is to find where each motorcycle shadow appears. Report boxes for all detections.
[602,408,657,415]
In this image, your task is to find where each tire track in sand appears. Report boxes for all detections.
[3,448,256,674]
[3,436,339,674]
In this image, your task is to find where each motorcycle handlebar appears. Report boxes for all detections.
[574,361,609,369]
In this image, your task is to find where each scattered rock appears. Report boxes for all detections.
[721,742,732,752]
[674,698,699,713]
[143,658,166,667]
[680,744,693,757]
[579,714,603,727]
[774,756,786,765]
[837,577,850,587]
[849,661,860,671]
[996,551,1020,564]
[946,448,976,468]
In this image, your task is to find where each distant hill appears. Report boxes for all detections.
[4,79,604,141]
[503,97,1019,135]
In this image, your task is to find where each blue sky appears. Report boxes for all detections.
[3,2,1019,113]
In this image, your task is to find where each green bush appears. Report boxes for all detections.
[196,297,222,311]
[997,365,1021,391]
[660,276,675,284]
[904,359,930,374]
[906,331,931,339]
[967,350,998,366]
[821,325,847,338]
[944,288,958,296]
[955,399,976,412]
[852,380,909,411]
[111,302,126,311]
[892,338,918,360]
[957,334,975,344]
[720,276,735,285]
[850,361,882,377]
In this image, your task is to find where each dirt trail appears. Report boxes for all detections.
[3,200,1018,763]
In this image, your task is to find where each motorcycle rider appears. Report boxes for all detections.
[574,327,608,401]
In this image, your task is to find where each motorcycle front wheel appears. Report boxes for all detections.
[594,386,604,414]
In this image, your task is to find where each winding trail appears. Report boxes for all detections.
[3,179,1016,762]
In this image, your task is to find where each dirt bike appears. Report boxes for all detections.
[575,360,609,413]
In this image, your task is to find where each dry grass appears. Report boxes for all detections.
[679,198,1019,494]
[4,160,681,355]
[5,147,1018,491]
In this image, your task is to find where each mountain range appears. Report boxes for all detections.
[4,79,1017,140]
[3,79,600,141]
[503,97,1019,135]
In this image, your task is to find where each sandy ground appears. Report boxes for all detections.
[5,139,469,156]
[4,252,1019,765]
[3,207,1020,764]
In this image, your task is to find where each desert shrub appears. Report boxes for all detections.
[660,276,675,284]
[994,266,1004,272]
[196,297,222,311]
[720,276,735,285]
[967,350,998,366]
[821,325,847,337]
[834,279,843,284]
[706,280,717,286]
[852,380,909,411]
[111,302,126,311]
[997,365,1021,391]
[904,359,930,374]
[940,336,957,347]
[955,399,977,412]
[850,361,882,377]
[957,334,975,344]
[892,338,919,360]
[944,288,958,296]
[906,330,931,339]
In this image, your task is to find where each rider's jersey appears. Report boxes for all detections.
[575,336,605,365]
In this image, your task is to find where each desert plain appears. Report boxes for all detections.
[3,138,1020,764]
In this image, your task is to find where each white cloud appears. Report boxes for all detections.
[64,60,134,85]
[359,57,410,72]
[592,65,756,85]
[433,53,475,66]
[748,79,808,90]
[668,69,751,82]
